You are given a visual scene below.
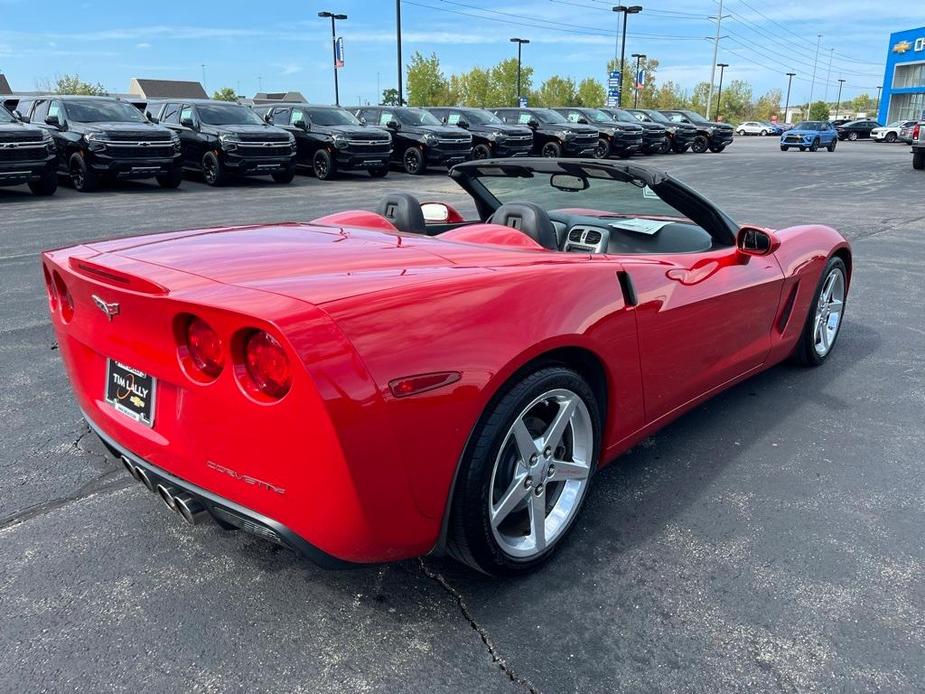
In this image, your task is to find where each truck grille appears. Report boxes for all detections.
[104,143,175,158]
[437,138,472,151]
[347,139,391,153]
[0,143,47,161]
[237,142,293,158]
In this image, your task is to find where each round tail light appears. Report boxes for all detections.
[52,271,74,322]
[243,330,291,399]
[185,317,224,378]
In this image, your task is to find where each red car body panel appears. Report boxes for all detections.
[42,214,850,564]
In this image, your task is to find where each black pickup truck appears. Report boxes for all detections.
[626,108,697,153]
[426,107,533,159]
[349,106,472,175]
[0,105,57,195]
[492,108,598,158]
[659,109,735,153]
[254,103,392,180]
[598,107,669,155]
[17,95,182,192]
[552,107,647,158]
[148,99,296,186]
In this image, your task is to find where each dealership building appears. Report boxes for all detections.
[880,26,925,123]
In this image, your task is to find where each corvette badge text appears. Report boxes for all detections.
[206,460,286,495]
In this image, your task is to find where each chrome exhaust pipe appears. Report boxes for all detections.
[173,494,207,525]
[121,456,141,481]
[156,484,180,513]
[135,466,155,492]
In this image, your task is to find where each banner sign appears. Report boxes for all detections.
[335,37,345,68]
[518,96,528,108]
[636,70,645,89]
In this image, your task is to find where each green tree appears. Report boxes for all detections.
[51,74,107,96]
[688,82,711,116]
[576,78,606,108]
[849,93,876,115]
[488,58,533,107]
[406,51,452,106]
[452,66,492,107]
[534,75,577,107]
[751,88,782,121]
[212,87,237,102]
[808,100,831,120]
[607,56,660,108]
[715,79,752,123]
[381,88,400,106]
[652,81,688,109]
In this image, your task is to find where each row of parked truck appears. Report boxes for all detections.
[0,94,735,195]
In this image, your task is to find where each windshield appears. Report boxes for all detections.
[474,165,682,220]
[794,121,823,130]
[680,110,712,125]
[611,109,640,124]
[582,109,613,123]
[64,100,146,123]
[306,107,360,126]
[886,121,904,128]
[462,109,502,125]
[396,109,441,126]
[197,104,264,126]
[0,107,14,124]
[635,109,669,124]
[532,109,569,125]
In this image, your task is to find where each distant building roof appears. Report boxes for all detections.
[0,74,11,95]
[252,91,308,104]
[129,78,208,100]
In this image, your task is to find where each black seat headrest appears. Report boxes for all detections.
[375,192,426,235]
[489,202,559,250]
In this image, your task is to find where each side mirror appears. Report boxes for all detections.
[180,116,195,128]
[737,226,780,257]
[359,116,367,125]
[527,119,539,129]
[147,114,159,124]
[577,117,589,124]
[386,119,400,130]
[45,114,60,127]
[293,119,309,131]
[262,112,273,123]
[456,119,470,129]
[11,110,23,122]
[421,202,451,224]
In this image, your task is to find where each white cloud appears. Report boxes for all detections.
[136,42,151,49]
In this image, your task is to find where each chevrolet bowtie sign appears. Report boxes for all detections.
[893,38,924,53]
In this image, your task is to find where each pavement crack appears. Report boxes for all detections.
[418,558,540,693]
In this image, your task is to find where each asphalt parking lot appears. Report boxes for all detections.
[1,137,923,692]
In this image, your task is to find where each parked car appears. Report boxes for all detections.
[253,103,391,180]
[830,119,853,128]
[492,108,598,158]
[780,121,838,152]
[912,123,924,170]
[762,121,785,135]
[20,95,182,192]
[426,107,533,160]
[148,99,296,186]
[626,108,697,153]
[899,121,917,143]
[42,157,852,575]
[836,119,881,141]
[871,120,916,143]
[349,106,472,175]
[659,109,735,153]
[736,121,771,136]
[597,107,668,154]
[551,107,645,158]
[0,104,57,195]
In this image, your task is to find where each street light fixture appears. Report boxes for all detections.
[631,53,646,108]
[612,5,642,107]
[715,63,729,121]
[510,38,530,106]
[835,79,846,121]
[318,10,348,106]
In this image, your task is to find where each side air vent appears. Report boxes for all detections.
[585,230,602,245]
[568,229,583,242]
[563,225,610,254]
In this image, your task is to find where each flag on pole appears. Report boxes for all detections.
[635,70,645,90]
[335,37,345,68]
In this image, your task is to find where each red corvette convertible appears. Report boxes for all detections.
[42,159,851,575]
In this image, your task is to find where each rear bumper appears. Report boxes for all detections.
[87,414,356,569]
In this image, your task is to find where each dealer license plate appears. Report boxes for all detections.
[104,359,156,426]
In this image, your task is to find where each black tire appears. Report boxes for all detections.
[809,138,820,152]
[736,129,746,136]
[793,256,848,367]
[69,153,98,192]
[760,130,768,136]
[780,146,789,152]
[672,142,690,154]
[472,143,492,160]
[541,141,562,158]
[885,132,897,143]
[708,144,726,153]
[657,138,671,154]
[272,166,295,184]
[312,149,335,180]
[28,169,58,196]
[913,150,925,170]
[847,131,858,141]
[592,138,610,159]
[155,167,183,189]
[403,146,425,174]
[202,151,227,186]
[447,365,601,576]
[799,146,807,152]
[691,135,709,153]
[368,165,389,178]
[827,138,837,152]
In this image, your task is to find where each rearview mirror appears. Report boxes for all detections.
[737,226,780,256]
[45,114,60,127]
[421,202,451,223]
[550,174,589,192]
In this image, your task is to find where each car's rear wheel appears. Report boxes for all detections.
[691,135,709,153]
[28,169,58,196]
[313,149,335,180]
[472,143,491,160]
[448,366,600,575]
[848,131,858,141]
[886,132,897,143]
[403,146,425,174]
[69,153,98,192]
[202,152,227,186]
[794,257,847,366]
[827,138,837,152]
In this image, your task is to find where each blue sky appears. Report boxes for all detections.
[0,0,909,105]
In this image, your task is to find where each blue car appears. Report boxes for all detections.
[780,121,838,152]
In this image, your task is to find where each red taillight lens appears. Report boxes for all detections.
[52,271,74,322]
[243,330,291,399]
[914,124,921,140]
[185,317,224,378]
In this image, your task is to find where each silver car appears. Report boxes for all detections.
[736,121,771,136]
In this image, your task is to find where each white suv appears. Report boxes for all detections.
[736,121,770,136]
[872,120,916,143]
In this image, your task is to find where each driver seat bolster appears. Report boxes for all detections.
[375,192,427,235]
[488,202,559,250]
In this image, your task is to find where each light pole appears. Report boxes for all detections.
[808,33,822,112]
[612,5,642,108]
[510,38,530,105]
[784,72,796,123]
[318,10,348,106]
[631,53,646,108]
[835,79,846,121]
[715,63,729,121]
[396,0,403,106]
[876,85,882,116]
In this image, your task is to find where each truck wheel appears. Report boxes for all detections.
[156,167,183,189]
[69,153,98,192]
[657,139,671,154]
[708,144,726,153]
[312,150,335,180]
[541,141,562,158]
[403,146,425,174]
[592,138,610,159]
[28,169,58,196]
[368,165,389,178]
[472,143,492,160]
[691,135,709,153]
[672,142,690,154]
[913,150,925,170]
[272,166,296,184]
[202,152,227,186]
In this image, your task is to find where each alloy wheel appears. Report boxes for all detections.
[813,267,846,357]
[70,161,84,189]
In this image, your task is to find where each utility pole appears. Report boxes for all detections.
[510,38,530,106]
[396,0,404,106]
[835,79,845,121]
[631,53,646,108]
[706,0,729,120]
[715,63,729,121]
[808,33,822,112]
[784,72,796,123]
[612,5,642,108]
[318,11,347,106]
[824,48,834,101]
